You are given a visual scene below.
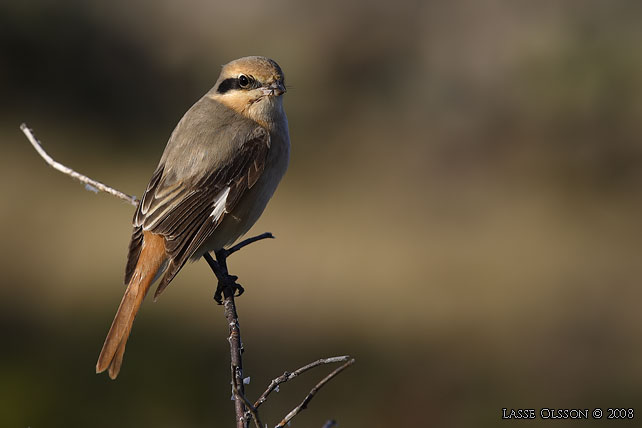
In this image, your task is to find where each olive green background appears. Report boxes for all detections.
[2,1,642,427]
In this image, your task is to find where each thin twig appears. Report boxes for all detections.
[275,358,355,428]
[242,402,263,428]
[224,294,247,428]
[254,355,352,410]
[204,234,275,427]
[208,248,250,428]
[20,123,139,206]
[232,368,263,428]
[225,232,274,258]
[321,420,337,428]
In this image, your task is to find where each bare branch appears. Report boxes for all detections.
[275,358,355,428]
[321,420,337,428]
[224,295,247,428]
[204,236,278,428]
[254,355,352,410]
[225,232,274,258]
[231,369,263,428]
[20,123,139,206]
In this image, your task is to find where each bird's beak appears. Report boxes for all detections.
[261,81,286,97]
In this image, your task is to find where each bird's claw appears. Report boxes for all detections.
[214,274,244,304]
[234,283,245,297]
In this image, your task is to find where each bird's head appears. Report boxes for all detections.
[209,56,287,127]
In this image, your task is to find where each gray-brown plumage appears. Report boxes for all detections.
[96,56,290,379]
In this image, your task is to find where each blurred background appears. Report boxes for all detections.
[2,0,642,426]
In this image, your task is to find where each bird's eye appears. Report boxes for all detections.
[238,74,250,88]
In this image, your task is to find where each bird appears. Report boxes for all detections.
[96,56,290,379]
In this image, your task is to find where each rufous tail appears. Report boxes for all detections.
[96,232,166,379]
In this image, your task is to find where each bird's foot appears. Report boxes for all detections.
[214,274,245,305]
[202,233,274,304]
[203,251,245,304]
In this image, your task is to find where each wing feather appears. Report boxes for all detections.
[123,126,270,296]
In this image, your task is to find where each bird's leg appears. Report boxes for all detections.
[203,252,243,304]
[215,248,245,300]
[203,233,274,304]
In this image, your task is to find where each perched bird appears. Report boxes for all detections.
[96,56,290,379]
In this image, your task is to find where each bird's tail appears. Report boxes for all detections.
[96,232,166,379]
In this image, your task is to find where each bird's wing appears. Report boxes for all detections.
[124,126,270,297]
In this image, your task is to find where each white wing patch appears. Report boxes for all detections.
[210,187,231,222]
